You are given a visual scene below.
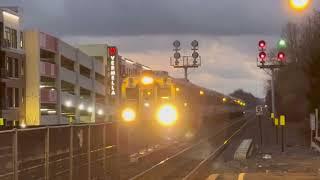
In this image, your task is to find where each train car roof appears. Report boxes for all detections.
[172,78,227,98]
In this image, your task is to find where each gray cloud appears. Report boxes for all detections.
[1,0,303,98]
[2,0,290,36]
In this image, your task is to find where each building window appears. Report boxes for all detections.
[6,57,19,78]
[14,58,19,77]
[21,60,24,76]
[4,27,17,49]
[7,88,13,108]
[12,29,17,48]
[20,31,23,48]
[6,57,13,77]
[15,88,19,107]
[4,27,10,45]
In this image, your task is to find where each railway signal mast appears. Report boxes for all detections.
[170,40,201,81]
[257,40,286,116]
[257,40,287,144]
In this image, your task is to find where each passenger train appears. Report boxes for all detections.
[119,70,245,153]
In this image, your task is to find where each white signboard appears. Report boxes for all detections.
[256,105,263,116]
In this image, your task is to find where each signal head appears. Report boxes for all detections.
[277,52,285,61]
[258,40,266,49]
[259,52,267,62]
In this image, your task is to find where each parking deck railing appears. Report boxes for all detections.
[0,122,118,180]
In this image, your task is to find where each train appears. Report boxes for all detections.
[119,70,246,154]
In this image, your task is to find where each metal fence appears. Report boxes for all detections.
[0,122,118,180]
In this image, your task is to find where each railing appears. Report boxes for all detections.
[40,61,57,78]
[0,122,118,180]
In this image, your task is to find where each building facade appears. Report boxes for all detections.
[24,30,107,125]
[0,7,25,126]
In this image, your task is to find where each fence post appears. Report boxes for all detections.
[103,124,106,179]
[88,125,91,180]
[316,109,319,138]
[69,126,73,180]
[13,129,18,180]
[45,128,50,180]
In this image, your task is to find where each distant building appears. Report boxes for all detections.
[24,30,107,125]
[0,7,25,126]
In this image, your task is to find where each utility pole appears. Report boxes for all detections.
[170,40,201,81]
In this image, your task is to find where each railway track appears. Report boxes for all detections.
[127,113,254,180]
[119,114,244,179]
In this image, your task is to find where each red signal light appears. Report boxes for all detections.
[277,52,285,61]
[258,40,266,49]
[259,52,267,61]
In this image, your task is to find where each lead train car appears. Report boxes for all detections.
[119,70,245,154]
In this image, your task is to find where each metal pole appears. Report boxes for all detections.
[281,126,285,152]
[316,109,318,138]
[13,129,18,180]
[69,126,73,180]
[271,68,276,117]
[184,67,188,81]
[45,128,50,180]
[276,125,279,144]
[88,125,91,180]
[258,115,263,147]
[102,124,106,178]
[271,68,278,144]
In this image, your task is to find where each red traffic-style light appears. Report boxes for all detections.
[258,40,266,49]
[277,52,285,61]
[108,46,117,57]
[259,52,267,62]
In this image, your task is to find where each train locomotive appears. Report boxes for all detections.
[119,70,245,154]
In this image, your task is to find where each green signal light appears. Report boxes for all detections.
[278,39,287,48]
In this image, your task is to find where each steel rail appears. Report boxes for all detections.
[182,120,250,180]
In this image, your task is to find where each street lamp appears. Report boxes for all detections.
[289,0,311,11]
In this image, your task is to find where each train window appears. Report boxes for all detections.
[126,88,138,99]
[158,88,171,98]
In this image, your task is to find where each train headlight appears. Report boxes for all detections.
[122,108,136,122]
[157,104,177,126]
[144,102,150,107]
[141,76,154,85]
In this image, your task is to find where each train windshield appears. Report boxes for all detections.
[126,88,138,100]
[158,88,171,98]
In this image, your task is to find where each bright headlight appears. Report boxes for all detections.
[157,104,177,126]
[122,108,136,122]
[141,76,154,85]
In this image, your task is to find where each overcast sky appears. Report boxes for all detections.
[2,0,318,97]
